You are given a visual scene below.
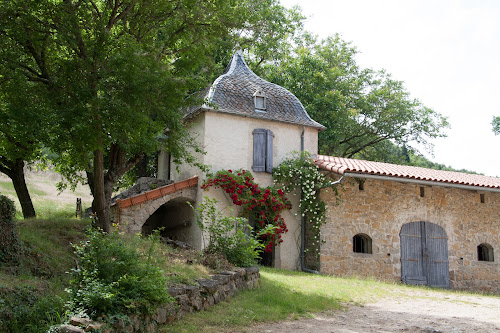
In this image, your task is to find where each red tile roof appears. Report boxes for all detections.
[315,155,500,190]
[115,176,198,209]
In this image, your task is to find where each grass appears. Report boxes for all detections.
[0,218,90,333]
[0,169,92,220]
[160,267,394,333]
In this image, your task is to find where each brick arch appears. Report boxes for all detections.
[111,177,198,234]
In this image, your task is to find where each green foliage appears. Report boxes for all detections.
[67,228,172,318]
[0,195,20,264]
[192,197,262,267]
[492,116,500,135]
[0,286,66,333]
[201,169,291,252]
[273,152,333,255]
[1,218,88,333]
[0,0,302,229]
[260,33,449,160]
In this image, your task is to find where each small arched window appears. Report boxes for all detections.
[353,233,372,254]
[477,243,494,262]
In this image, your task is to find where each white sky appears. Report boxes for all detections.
[280,0,500,177]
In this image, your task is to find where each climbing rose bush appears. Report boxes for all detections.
[201,169,291,252]
[273,152,335,254]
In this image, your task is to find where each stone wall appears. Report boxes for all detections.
[320,176,500,294]
[57,267,260,333]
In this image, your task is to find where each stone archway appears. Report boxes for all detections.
[142,197,195,244]
[111,177,198,238]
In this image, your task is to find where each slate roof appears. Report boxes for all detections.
[316,155,500,190]
[186,51,325,130]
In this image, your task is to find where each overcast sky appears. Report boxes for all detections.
[280,0,500,177]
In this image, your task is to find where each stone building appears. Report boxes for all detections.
[111,51,500,293]
[316,155,500,293]
[113,51,324,270]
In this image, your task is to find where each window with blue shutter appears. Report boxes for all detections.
[252,128,273,173]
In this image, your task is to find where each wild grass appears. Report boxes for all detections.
[0,218,90,333]
[0,170,92,220]
[160,267,394,333]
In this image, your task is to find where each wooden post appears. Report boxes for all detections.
[76,198,82,219]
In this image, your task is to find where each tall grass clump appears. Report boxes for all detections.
[66,227,173,319]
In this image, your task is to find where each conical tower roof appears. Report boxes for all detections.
[187,51,325,130]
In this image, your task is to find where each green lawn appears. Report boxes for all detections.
[161,267,396,333]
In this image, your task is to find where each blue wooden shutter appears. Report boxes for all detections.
[253,129,267,172]
[265,129,274,173]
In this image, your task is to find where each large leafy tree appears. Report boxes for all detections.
[260,34,449,160]
[0,0,290,230]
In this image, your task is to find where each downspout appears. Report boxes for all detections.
[300,126,346,274]
[300,126,320,274]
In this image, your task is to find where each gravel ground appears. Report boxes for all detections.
[247,288,500,333]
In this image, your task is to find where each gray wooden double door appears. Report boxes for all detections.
[400,221,450,288]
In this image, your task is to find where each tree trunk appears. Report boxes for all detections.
[89,145,143,233]
[10,159,36,219]
[92,149,110,232]
[135,154,148,178]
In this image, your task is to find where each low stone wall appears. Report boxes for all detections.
[58,267,260,333]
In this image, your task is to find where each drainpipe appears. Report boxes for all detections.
[300,127,347,274]
[300,126,320,274]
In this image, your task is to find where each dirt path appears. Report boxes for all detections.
[248,289,500,333]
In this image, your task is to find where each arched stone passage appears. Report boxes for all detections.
[110,177,198,239]
[142,197,195,244]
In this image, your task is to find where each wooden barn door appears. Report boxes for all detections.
[400,222,450,288]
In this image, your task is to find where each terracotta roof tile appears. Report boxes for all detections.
[115,176,198,209]
[315,155,500,190]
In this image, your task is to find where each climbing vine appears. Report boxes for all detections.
[273,152,334,254]
[201,169,292,253]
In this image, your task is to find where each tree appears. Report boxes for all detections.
[260,34,449,161]
[0,0,298,231]
[493,116,500,135]
[0,74,50,218]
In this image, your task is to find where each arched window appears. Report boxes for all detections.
[477,243,494,262]
[353,233,372,254]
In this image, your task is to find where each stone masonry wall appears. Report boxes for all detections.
[320,176,500,294]
[57,267,260,333]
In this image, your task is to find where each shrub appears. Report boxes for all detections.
[66,228,172,319]
[0,286,66,333]
[201,169,291,252]
[192,197,262,267]
[0,195,20,264]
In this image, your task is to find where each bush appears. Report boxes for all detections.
[0,195,20,264]
[0,286,66,333]
[193,197,262,267]
[66,228,172,319]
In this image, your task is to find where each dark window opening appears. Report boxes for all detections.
[478,243,494,262]
[358,182,364,191]
[353,233,372,254]
[480,193,485,203]
[420,187,425,197]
